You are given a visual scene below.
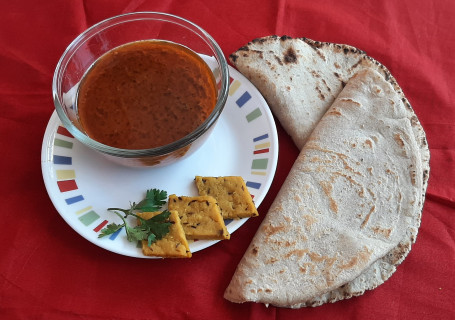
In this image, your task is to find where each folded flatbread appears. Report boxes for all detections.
[230,35,427,154]
[224,66,429,307]
[227,36,430,306]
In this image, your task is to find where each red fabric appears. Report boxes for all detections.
[1,1,454,319]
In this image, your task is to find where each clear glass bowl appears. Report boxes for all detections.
[52,12,229,167]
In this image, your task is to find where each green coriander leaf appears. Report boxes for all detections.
[144,221,172,240]
[139,210,172,245]
[98,223,123,238]
[125,225,149,242]
[107,207,131,216]
[135,188,168,212]
[101,189,171,247]
[147,233,156,247]
[148,210,171,223]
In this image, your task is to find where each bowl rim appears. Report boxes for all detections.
[52,11,229,158]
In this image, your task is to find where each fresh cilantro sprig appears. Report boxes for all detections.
[98,188,171,246]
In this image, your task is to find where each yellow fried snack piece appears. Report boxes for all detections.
[195,176,259,219]
[137,210,191,258]
[168,195,230,240]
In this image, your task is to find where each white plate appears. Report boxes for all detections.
[41,66,278,258]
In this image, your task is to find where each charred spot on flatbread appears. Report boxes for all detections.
[252,36,271,44]
[315,86,325,100]
[283,47,298,64]
[274,55,283,65]
[229,53,239,63]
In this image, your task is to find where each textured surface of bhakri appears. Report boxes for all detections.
[228,35,430,306]
[224,65,429,307]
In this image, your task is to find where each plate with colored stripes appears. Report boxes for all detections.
[41,66,278,258]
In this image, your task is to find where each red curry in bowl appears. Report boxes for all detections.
[76,40,217,150]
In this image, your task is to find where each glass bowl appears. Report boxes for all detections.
[52,12,229,167]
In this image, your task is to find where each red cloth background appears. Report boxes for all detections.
[1,1,454,319]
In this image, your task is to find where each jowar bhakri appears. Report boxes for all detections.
[224,36,430,308]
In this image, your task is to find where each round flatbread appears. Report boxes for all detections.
[226,36,430,307]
